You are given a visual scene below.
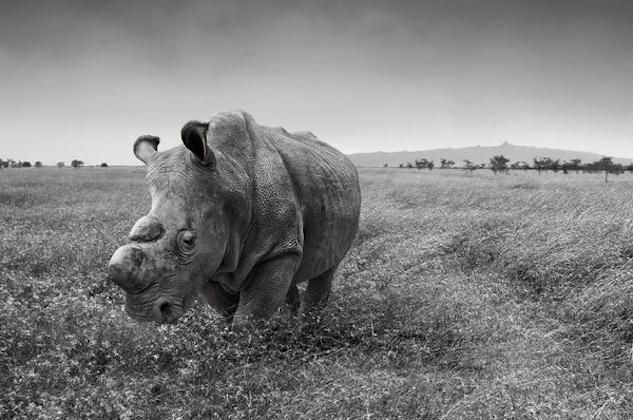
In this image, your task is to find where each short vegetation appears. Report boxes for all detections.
[2,167,633,418]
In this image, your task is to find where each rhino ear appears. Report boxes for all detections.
[181,120,215,167]
[134,135,160,165]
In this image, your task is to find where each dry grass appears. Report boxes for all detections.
[2,167,633,418]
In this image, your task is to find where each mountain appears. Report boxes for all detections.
[347,142,632,167]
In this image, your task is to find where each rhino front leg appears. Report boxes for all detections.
[200,281,240,324]
[232,253,301,330]
[286,282,301,314]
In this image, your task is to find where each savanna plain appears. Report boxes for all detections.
[3,167,633,419]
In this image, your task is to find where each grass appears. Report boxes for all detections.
[2,166,633,418]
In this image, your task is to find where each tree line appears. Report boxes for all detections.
[394,155,632,182]
[0,158,109,168]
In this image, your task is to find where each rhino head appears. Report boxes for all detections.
[107,121,244,324]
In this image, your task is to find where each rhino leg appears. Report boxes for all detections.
[232,254,301,330]
[301,265,337,316]
[286,282,301,314]
[201,281,240,324]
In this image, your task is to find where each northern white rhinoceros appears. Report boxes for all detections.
[107,110,361,329]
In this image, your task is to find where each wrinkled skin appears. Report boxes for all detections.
[108,110,361,329]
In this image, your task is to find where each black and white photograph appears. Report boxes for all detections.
[2,0,633,418]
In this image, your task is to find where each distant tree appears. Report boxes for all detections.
[509,161,531,171]
[35,161,43,168]
[0,158,4,169]
[71,159,84,169]
[22,161,32,168]
[583,157,624,181]
[533,157,544,175]
[100,162,108,167]
[57,161,65,169]
[383,163,388,168]
[596,157,619,182]
[568,158,582,174]
[406,162,413,169]
[627,163,633,173]
[427,160,434,171]
[440,158,455,169]
[399,163,404,168]
[489,155,510,174]
[414,158,428,170]
[533,157,559,175]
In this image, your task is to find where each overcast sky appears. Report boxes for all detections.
[1,0,632,165]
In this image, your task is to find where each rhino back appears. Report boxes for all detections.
[262,127,361,281]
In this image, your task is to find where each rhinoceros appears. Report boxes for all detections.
[107,110,361,329]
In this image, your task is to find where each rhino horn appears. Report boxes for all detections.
[129,216,164,243]
[181,121,215,166]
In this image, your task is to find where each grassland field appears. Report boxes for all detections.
[3,166,633,419]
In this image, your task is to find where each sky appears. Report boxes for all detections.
[1,0,632,165]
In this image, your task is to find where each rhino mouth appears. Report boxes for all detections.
[125,294,189,324]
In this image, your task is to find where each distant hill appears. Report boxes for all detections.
[348,142,632,167]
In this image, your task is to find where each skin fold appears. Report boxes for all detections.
[108,110,361,329]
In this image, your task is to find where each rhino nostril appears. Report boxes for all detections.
[159,301,171,315]
[154,298,175,323]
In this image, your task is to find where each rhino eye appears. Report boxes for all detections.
[179,231,196,251]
